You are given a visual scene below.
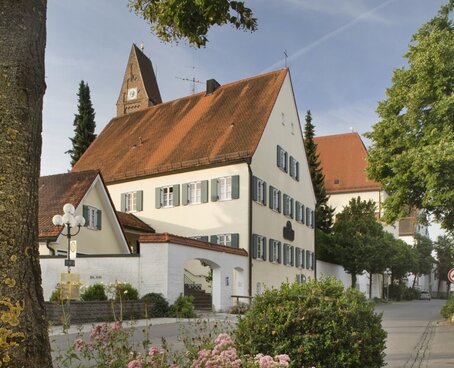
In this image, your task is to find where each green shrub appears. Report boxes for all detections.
[81,283,107,301]
[49,286,62,303]
[388,283,405,300]
[228,303,250,315]
[441,294,454,319]
[235,277,387,368]
[170,294,196,318]
[141,293,170,317]
[403,287,421,301]
[114,282,139,301]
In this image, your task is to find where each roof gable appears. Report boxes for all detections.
[74,69,288,183]
[38,170,99,238]
[314,132,381,193]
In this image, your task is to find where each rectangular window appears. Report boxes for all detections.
[283,244,294,266]
[283,194,294,218]
[189,181,202,204]
[211,233,239,248]
[269,239,281,263]
[162,186,173,207]
[212,176,239,202]
[121,190,143,212]
[156,185,179,208]
[306,207,311,227]
[277,145,288,172]
[253,176,266,205]
[218,233,232,246]
[83,205,101,231]
[295,201,305,224]
[306,250,311,269]
[269,186,281,213]
[295,247,305,268]
[289,156,299,181]
[218,176,232,201]
[252,234,267,261]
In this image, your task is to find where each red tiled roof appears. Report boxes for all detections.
[73,69,288,183]
[313,132,381,193]
[38,170,99,239]
[139,233,248,256]
[116,211,155,233]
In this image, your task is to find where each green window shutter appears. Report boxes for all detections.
[201,180,209,203]
[262,237,267,261]
[82,205,89,227]
[283,244,288,265]
[278,191,282,213]
[210,235,218,244]
[295,201,300,222]
[211,179,219,202]
[277,242,282,263]
[252,176,257,201]
[289,156,295,178]
[306,207,310,227]
[283,194,288,215]
[96,209,102,230]
[232,175,240,199]
[136,191,143,211]
[277,145,282,169]
[252,234,258,259]
[311,210,315,228]
[173,185,180,206]
[302,204,305,224]
[155,187,162,209]
[306,250,311,269]
[231,233,239,248]
[290,198,294,219]
[182,183,189,206]
[269,186,274,209]
[269,239,273,262]
[290,246,294,266]
[301,250,306,269]
[296,162,300,181]
[295,248,301,267]
[284,151,288,172]
[200,236,208,242]
[262,181,267,206]
[121,193,126,212]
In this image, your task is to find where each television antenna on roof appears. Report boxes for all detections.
[176,76,204,95]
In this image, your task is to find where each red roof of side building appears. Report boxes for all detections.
[313,132,381,194]
[38,170,99,239]
[72,69,288,183]
[116,211,155,233]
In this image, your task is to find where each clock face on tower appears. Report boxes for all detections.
[127,87,138,101]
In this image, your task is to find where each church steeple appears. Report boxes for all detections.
[116,44,162,117]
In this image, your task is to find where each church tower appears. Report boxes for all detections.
[116,44,162,117]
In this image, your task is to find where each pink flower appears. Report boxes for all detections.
[275,354,290,364]
[112,321,122,330]
[127,359,143,368]
[73,338,84,352]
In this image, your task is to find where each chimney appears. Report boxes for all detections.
[206,79,221,95]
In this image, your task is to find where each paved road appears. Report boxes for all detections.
[376,299,453,368]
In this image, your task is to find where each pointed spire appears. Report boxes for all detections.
[116,44,162,117]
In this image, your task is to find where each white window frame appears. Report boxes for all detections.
[218,176,232,201]
[279,149,286,170]
[188,181,202,204]
[256,178,266,205]
[125,191,137,213]
[290,157,299,180]
[256,235,266,260]
[284,194,293,218]
[87,206,98,230]
[271,187,280,212]
[284,244,293,266]
[217,234,232,247]
[271,240,279,263]
[162,186,174,208]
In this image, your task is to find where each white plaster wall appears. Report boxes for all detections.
[40,242,248,311]
[250,73,315,290]
[317,260,383,299]
[107,164,250,249]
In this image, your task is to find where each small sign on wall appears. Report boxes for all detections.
[225,277,230,286]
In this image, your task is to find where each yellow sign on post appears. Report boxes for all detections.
[60,273,81,300]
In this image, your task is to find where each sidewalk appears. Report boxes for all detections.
[48,312,237,337]
[427,320,454,367]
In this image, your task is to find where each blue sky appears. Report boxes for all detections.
[43,0,447,235]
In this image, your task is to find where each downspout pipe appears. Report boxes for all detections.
[248,164,253,298]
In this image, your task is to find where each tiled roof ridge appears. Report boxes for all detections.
[139,232,248,256]
[107,68,288,122]
[314,131,362,140]
[40,169,99,180]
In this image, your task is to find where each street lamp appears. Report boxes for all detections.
[52,203,85,273]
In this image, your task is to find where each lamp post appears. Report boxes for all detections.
[52,203,85,273]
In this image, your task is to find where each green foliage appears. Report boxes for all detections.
[403,287,421,301]
[366,1,454,232]
[304,110,334,233]
[66,80,97,166]
[228,302,250,315]
[441,293,454,319]
[388,284,421,301]
[49,286,62,303]
[141,292,170,317]
[314,228,336,263]
[411,234,434,284]
[114,282,139,301]
[128,0,257,47]
[389,239,418,282]
[169,294,196,318]
[81,283,107,301]
[435,235,454,283]
[331,197,385,287]
[235,278,387,368]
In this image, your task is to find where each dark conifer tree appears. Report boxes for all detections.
[304,110,334,232]
[67,80,97,166]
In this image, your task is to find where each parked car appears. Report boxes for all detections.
[420,290,431,300]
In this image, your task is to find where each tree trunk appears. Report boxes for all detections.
[351,273,357,288]
[369,273,373,300]
[0,1,52,367]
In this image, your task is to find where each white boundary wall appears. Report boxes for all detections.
[40,242,248,312]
